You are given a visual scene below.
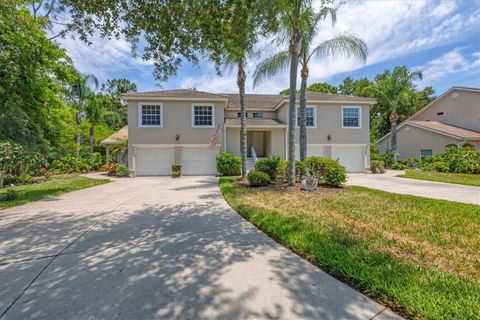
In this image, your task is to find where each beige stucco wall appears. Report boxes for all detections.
[225,127,286,159]
[128,100,225,145]
[276,103,370,144]
[412,89,480,131]
[378,124,462,158]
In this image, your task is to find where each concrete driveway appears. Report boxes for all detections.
[0,175,400,320]
[347,170,479,205]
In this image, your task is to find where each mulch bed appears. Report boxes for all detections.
[233,179,344,194]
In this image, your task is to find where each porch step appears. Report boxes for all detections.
[246,158,255,171]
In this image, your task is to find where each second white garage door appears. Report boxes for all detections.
[331,146,364,172]
[182,146,219,175]
[135,147,174,176]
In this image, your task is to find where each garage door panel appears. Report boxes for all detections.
[136,148,174,176]
[331,146,364,173]
[182,147,219,175]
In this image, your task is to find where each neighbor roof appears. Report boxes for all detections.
[122,89,228,100]
[407,121,480,140]
[101,125,128,145]
[224,118,287,127]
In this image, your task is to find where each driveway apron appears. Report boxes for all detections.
[0,176,401,319]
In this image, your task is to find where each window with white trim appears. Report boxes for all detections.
[342,107,360,128]
[296,106,315,127]
[193,105,214,127]
[237,112,248,118]
[253,112,263,118]
[140,104,162,126]
[420,149,432,160]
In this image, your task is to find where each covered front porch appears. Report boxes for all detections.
[224,118,287,161]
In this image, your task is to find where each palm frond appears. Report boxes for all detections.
[311,32,368,64]
[252,50,291,88]
[318,6,336,27]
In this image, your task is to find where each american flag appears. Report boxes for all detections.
[209,124,221,149]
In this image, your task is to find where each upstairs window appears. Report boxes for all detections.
[140,104,162,127]
[193,105,214,127]
[296,106,315,127]
[237,112,248,118]
[342,107,361,128]
[253,112,263,118]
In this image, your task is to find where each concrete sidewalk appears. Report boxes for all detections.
[1,176,401,319]
[347,170,479,205]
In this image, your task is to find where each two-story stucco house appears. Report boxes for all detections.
[378,87,480,160]
[102,88,375,175]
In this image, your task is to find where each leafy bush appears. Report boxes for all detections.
[172,164,182,178]
[371,151,395,168]
[391,163,407,170]
[295,160,307,179]
[277,160,288,181]
[115,164,130,177]
[100,163,114,172]
[398,157,420,168]
[247,170,271,186]
[89,152,105,171]
[420,147,480,174]
[302,156,347,187]
[216,152,241,176]
[52,156,91,173]
[255,158,279,180]
[370,160,385,174]
[323,163,347,187]
[0,141,48,177]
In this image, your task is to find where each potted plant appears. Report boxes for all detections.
[172,164,182,178]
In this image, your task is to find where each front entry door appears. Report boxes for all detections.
[252,132,264,156]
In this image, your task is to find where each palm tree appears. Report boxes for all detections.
[85,94,103,155]
[254,6,367,162]
[71,74,98,157]
[221,0,275,179]
[366,67,422,163]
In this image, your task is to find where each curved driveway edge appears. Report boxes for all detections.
[347,170,479,205]
[1,176,401,319]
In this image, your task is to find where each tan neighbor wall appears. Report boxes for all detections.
[379,124,462,159]
[128,100,225,145]
[412,89,480,132]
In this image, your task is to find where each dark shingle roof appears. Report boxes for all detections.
[122,89,228,99]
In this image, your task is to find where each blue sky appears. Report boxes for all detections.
[58,0,480,96]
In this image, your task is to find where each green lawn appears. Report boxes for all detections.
[0,175,110,210]
[220,177,480,320]
[398,170,480,187]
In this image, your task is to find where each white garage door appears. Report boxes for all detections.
[331,146,364,172]
[182,146,219,175]
[135,147,174,176]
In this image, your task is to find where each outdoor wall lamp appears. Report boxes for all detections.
[327,134,332,141]
[175,134,180,142]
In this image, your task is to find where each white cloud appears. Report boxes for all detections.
[54,0,480,93]
[414,48,480,86]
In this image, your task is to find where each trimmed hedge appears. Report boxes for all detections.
[247,170,271,186]
[216,152,241,176]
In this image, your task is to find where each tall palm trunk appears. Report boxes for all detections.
[89,123,95,154]
[237,62,247,178]
[287,28,301,186]
[75,111,81,157]
[299,60,308,161]
[390,101,399,164]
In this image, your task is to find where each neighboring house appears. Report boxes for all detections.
[378,87,480,159]
[101,125,128,164]
[116,89,375,176]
